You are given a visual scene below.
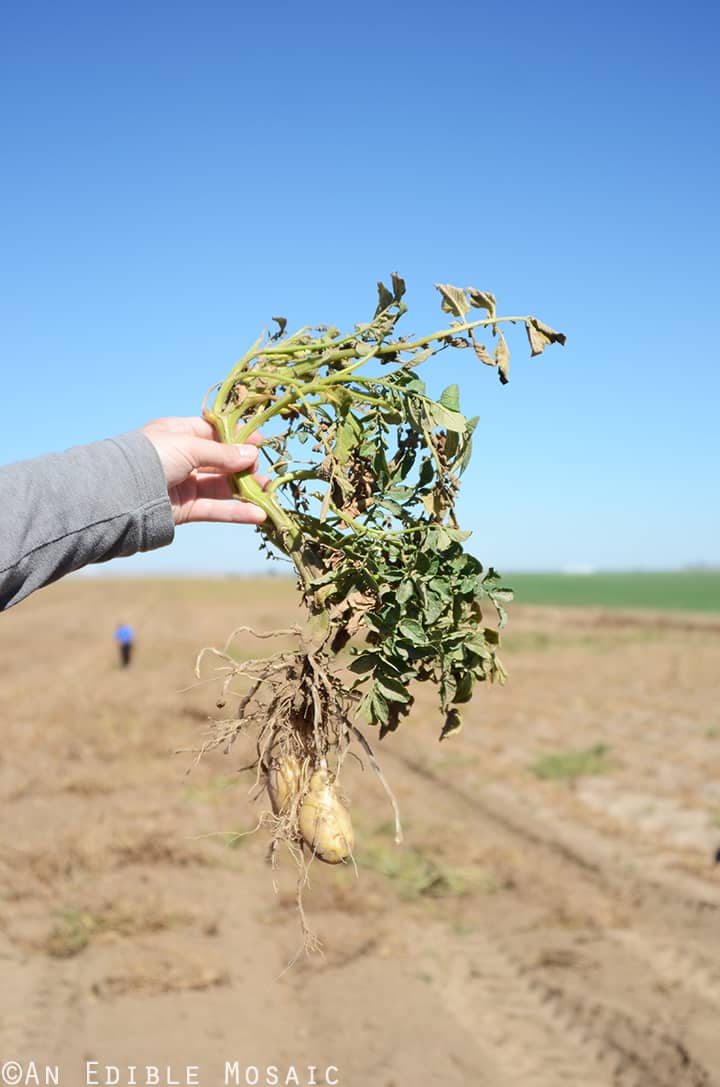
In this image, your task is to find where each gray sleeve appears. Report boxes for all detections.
[0,430,175,610]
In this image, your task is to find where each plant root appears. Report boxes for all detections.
[187,628,404,954]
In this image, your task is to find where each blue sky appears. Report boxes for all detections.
[2,0,718,574]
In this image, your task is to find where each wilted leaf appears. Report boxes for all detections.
[316,582,337,606]
[444,427,459,460]
[376,281,394,315]
[270,316,287,340]
[435,283,470,319]
[453,673,474,703]
[467,289,497,319]
[422,491,446,518]
[440,708,463,741]
[404,346,435,368]
[444,527,472,542]
[471,337,495,366]
[418,457,434,486]
[525,317,567,356]
[391,272,406,301]
[495,333,510,384]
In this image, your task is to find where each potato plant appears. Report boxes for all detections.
[197,277,564,902]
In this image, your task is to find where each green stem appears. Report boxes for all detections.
[326,502,430,541]
[236,314,528,378]
[205,311,530,591]
[209,411,324,595]
[266,468,322,495]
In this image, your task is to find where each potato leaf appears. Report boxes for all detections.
[495,333,510,384]
[439,383,461,413]
[422,397,467,432]
[375,281,394,314]
[439,708,463,741]
[435,283,470,319]
[391,272,406,300]
[525,316,567,356]
[472,339,496,367]
[467,289,497,319]
[205,276,565,775]
[333,411,363,464]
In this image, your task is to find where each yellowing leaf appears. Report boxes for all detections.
[495,333,510,384]
[525,317,567,356]
[467,288,497,319]
[471,339,495,366]
[434,283,470,318]
[440,708,463,741]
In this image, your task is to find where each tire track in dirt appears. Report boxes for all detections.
[383,748,719,1086]
[426,911,716,1087]
[611,929,720,1010]
[432,926,612,1087]
[389,748,720,919]
[521,972,712,1087]
[388,747,720,1015]
[415,919,713,1087]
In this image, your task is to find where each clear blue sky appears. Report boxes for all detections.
[2,0,718,574]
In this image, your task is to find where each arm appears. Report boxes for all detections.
[0,418,266,611]
[0,431,174,610]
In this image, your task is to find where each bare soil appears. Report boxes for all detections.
[1,577,719,1087]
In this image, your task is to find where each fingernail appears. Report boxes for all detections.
[236,444,257,459]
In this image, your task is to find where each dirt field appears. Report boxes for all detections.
[1,577,719,1087]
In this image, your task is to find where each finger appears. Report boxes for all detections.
[146,416,218,440]
[192,472,271,501]
[192,474,236,502]
[183,498,267,525]
[146,416,264,445]
[183,436,259,473]
[196,438,263,470]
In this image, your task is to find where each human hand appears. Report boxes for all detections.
[141,416,269,526]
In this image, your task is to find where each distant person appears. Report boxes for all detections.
[114,622,135,668]
[0,417,268,611]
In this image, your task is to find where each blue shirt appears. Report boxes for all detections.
[115,624,135,645]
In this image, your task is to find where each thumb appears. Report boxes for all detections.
[182,436,259,474]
